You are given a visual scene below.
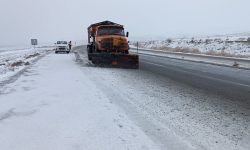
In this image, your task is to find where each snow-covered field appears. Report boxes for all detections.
[0,46,53,82]
[134,33,250,57]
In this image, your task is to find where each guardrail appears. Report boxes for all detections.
[130,47,250,69]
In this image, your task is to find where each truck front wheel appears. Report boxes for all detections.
[88,55,92,60]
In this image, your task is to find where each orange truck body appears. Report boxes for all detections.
[88,21,128,52]
[87,21,138,68]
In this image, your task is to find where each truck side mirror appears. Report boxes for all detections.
[126,32,129,37]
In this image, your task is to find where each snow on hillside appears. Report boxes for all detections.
[134,34,250,57]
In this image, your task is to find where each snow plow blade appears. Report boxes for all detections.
[89,53,139,69]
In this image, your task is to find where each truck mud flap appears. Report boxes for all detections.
[89,53,139,69]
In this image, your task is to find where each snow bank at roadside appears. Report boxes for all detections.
[134,33,250,57]
[0,47,53,82]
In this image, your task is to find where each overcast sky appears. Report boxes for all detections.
[1,0,250,46]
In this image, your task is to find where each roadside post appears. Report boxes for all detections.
[137,41,139,54]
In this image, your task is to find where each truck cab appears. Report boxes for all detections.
[87,21,129,54]
[94,25,129,53]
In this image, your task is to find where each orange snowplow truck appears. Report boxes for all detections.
[87,21,139,68]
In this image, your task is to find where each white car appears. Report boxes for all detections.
[55,41,69,54]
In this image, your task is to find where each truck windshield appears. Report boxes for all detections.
[97,27,125,36]
[57,41,67,44]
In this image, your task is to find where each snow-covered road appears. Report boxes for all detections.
[76,46,250,150]
[0,53,160,150]
[1,46,250,150]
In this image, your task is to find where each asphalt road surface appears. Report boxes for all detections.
[131,48,250,103]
